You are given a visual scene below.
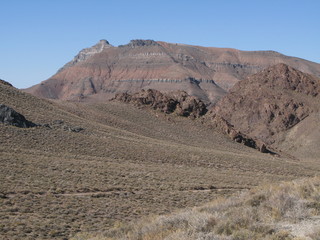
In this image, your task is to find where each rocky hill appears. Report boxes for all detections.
[210,63,320,158]
[24,39,320,104]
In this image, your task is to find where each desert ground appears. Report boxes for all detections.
[1,81,319,239]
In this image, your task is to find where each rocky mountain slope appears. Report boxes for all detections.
[114,89,269,153]
[24,39,320,104]
[210,63,320,159]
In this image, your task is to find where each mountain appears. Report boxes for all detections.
[1,79,318,239]
[24,39,320,104]
[210,63,320,159]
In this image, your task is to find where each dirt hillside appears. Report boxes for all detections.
[1,79,318,239]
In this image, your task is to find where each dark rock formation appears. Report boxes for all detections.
[0,104,37,128]
[119,39,159,48]
[113,89,207,118]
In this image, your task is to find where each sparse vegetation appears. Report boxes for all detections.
[77,177,320,240]
[1,82,319,239]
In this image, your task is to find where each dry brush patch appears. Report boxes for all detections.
[78,177,320,240]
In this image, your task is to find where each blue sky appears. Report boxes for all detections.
[1,0,319,88]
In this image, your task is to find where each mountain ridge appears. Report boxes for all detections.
[24,39,320,104]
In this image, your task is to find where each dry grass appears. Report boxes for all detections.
[79,177,320,240]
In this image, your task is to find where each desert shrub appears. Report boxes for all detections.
[267,230,294,240]
[215,220,235,235]
[297,180,318,199]
[247,193,267,207]
[306,201,320,215]
[308,226,320,240]
[200,217,217,233]
[231,229,256,240]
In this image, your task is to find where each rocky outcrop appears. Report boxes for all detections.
[0,79,13,87]
[0,104,37,128]
[119,39,159,48]
[211,64,320,145]
[208,114,268,153]
[42,120,84,133]
[114,89,269,152]
[113,89,207,118]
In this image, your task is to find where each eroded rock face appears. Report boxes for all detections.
[113,89,207,118]
[211,64,320,145]
[0,104,37,128]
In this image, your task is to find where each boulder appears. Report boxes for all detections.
[0,104,37,128]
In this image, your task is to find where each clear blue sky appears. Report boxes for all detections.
[1,0,319,88]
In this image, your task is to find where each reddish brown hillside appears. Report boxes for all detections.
[24,40,320,104]
[211,63,320,147]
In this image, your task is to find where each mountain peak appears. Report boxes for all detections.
[247,63,320,96]
[98,39,110,45]
[57,39,113,72]
[94,39,111,49]
[263,63,294,73]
